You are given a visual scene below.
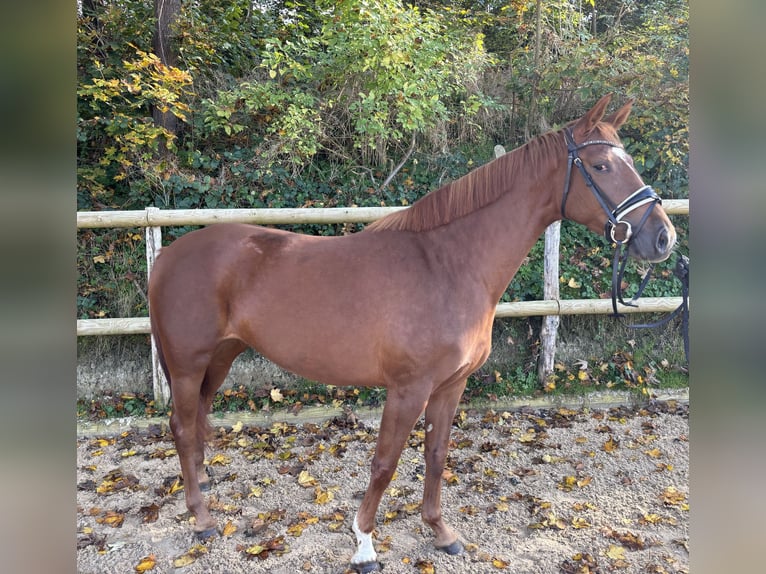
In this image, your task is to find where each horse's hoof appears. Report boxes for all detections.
[436,539,464,555]
[351,561,382,573]
[194,526,218,541]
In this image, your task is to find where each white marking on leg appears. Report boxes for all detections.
[351,514,377,565]
[426,423,433,433]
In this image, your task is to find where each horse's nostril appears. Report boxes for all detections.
[656,228,669,253]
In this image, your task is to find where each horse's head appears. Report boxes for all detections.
[561,94,676,263]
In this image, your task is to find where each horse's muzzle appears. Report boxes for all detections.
[629,221,676,262]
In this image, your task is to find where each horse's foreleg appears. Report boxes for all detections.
[421,379,467,553]
[351,391,428,571]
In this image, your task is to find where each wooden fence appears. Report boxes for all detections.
[77,200,689,406]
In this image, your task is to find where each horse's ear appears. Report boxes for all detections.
[604,98,633,130]
[572,94,612,139]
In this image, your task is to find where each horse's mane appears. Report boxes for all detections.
[365,129,565,233]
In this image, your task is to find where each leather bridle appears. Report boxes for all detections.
[560,127,663,318]
[560,127,689,362]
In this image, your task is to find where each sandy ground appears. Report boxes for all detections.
[76,400,688,574]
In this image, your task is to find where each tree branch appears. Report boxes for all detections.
[379,132,417,191]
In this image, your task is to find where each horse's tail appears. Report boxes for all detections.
[154,337,171,392]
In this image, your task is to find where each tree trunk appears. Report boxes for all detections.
[525,0,543,141]
[152,0,182,146]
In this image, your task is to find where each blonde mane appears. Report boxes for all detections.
[365,129,565,233]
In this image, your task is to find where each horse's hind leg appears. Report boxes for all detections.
[196,340,247,491]
[421,378,467,553]
[351,388,429,572]
[168,370,219,537]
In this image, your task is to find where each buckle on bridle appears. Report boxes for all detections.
[609,220,632,244]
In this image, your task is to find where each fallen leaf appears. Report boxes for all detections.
[168,477,184,495]
[571,517,591,529]
[603,436,620,452]
[297,470,318,488]
[222,520,238,537]
[243,544,265,558]
[98,510,125,528]
[492,557,510,569]
[606,544,626,560]
[173,544,207,567]
[139,503,160,523]
[415,559,435,573]
[661,486,687,507]
[270,388,284,403]
[208,453,232,466]
[314,486,334,504]
[134,554,156,572]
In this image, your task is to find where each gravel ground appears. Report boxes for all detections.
[76,399,688,574]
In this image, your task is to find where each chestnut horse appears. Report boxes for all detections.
[148,95,676,572]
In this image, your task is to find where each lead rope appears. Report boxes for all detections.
[621,255,690,363]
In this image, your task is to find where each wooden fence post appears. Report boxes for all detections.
[495,143,561,386]
[537,222,561,386]
[145,207,170,409]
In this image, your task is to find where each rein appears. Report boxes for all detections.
[561,128,689,361]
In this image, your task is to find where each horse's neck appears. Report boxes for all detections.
[431,173,559,304]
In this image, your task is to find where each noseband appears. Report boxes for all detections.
[560,127,663,318]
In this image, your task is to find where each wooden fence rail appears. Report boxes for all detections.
[77,201,689,407]
[77,201,688,228]
[76,297,684,337]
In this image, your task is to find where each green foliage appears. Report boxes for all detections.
[77,46,193,208]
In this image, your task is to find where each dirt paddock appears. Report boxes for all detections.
[77,399,688,573]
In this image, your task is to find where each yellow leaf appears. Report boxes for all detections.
[101,511,125,527]
[134,554,156,572]
[314,486,334,504]
[571,517,590,529]
[644,448,662,458]
[270,388,284,403]
[231,420,243,433]
[208,453,232,466]
[93,255,107,264]
[568,277,581,288]
[248,486,263,498]
[603,437,619,452]
[172,554,196,567]
[298,470,318,488]
[661,486,687,506]
[606,544,625,560]
[492,557,510,568]
[222,520,237,537]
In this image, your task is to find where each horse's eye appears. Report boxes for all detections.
[593,163,608,172]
